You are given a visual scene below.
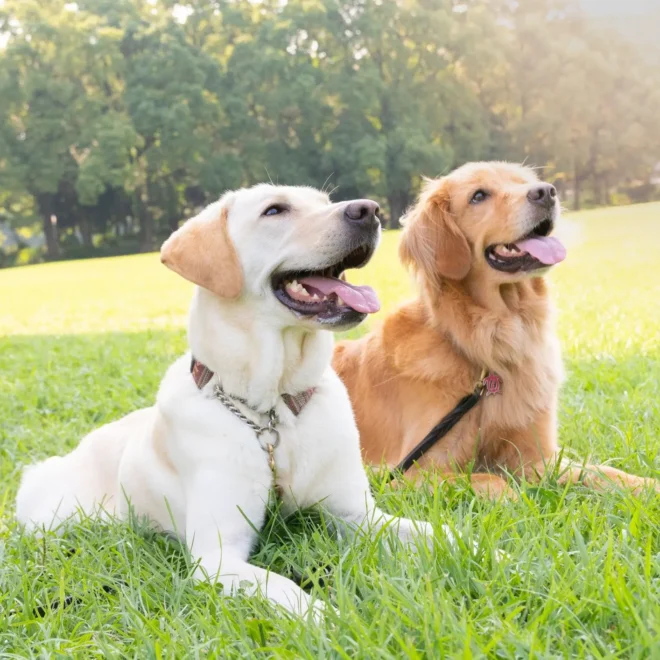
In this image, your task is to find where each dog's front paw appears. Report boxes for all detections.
[394,518,451,550]
[299,594,327,624]
[271,586,331,623]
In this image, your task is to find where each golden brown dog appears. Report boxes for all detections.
[334,162,659,497]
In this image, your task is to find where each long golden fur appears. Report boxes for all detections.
[334,162,658,497]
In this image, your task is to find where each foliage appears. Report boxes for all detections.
[0,0,659,264]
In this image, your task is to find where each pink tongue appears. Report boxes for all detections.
[298,276,381,314]
[513,236,566,265]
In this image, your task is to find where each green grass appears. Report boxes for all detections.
[1,202,660,657]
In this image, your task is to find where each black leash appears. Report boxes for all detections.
[385,369,495,482]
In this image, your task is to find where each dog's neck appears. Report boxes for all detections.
[426,275,554,370]
[187,288,333,411]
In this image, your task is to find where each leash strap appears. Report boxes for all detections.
[386,371,494,482]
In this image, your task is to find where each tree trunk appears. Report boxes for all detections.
[387,191,410,230]
[37,194,60,259]
[140,213,155,252]
[573,169,581,211]
[135,189,155,252]
[594,173,609,207]
[80,217,93,248]
[603,173,611,205]
[43,214,60,259]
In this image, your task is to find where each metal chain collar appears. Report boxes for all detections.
[212,384,282,482]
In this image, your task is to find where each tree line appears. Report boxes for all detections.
[1,0,659,265]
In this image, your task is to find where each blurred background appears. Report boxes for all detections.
[1,0,659,267]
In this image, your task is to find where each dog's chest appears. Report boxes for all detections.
[268,419,333,511]
[268,387,353,511]
[481,335,563,430]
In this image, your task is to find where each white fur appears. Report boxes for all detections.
[15,184,432,620]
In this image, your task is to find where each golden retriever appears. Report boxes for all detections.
[333,162,659,497]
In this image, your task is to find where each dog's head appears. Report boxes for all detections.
[400,162,566,288]
[161,184,381,330]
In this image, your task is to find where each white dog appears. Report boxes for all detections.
[16,184,434,618]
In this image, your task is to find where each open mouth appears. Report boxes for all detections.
[272,243,380,325]
[485,218,566,273]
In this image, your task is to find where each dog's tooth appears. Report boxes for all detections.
[337,296,345,306]
[311,293,319,301]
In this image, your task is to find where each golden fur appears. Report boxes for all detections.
[334,162,659,497]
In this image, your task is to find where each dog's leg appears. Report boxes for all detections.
[442,472,515,499]
[547,460,659,495]
[320,466,438,549]
[482,411,656,496]
[193,548,324,620]
[502,445,659,496]
[488,414,659,496]
[393,465,516,500]
[185,471,324,620]
[336,504,439,550]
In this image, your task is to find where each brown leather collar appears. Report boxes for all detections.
[190,357,315,417]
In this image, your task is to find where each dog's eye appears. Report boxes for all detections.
[263,204,287,217]
[470,190,489,204]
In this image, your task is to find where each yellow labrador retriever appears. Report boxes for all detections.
[16,185,434,619]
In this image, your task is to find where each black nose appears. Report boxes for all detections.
[527,183,557,209]
[343,199,380,228]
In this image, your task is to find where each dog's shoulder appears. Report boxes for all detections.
[156,353,197,408]
[382,301,463,384]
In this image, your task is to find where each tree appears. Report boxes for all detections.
[1,0,659,265]
[0,0,137,256]
[313,0,491,226]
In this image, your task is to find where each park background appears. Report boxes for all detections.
[1,0,660,267]
[2,1,660,657]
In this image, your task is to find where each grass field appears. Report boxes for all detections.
[1,202,660,657]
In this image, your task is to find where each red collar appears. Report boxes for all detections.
[190,358,315,417]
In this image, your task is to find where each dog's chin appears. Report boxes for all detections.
[288,306,367,331]
[484,252,553,279]
[270,241,380,330]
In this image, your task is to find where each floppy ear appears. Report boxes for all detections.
[399,179,471,284]
[160,203,243,299]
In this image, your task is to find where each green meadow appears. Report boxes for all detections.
[1,203,659,657]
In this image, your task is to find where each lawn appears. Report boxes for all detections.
[1,202,659,657]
